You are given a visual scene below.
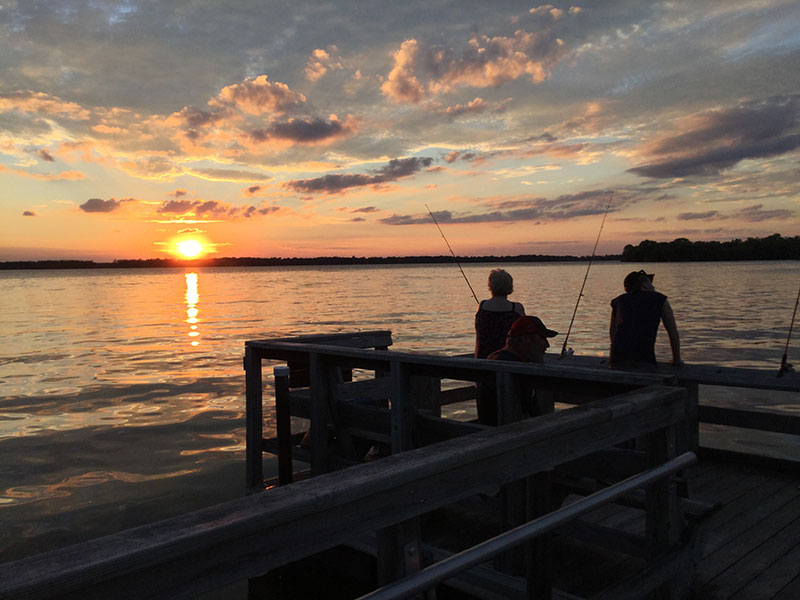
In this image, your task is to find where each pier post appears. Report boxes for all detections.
[245,346,263,491]
[376,361,427,596]
[309,352,331,476]
[274,365,292,486]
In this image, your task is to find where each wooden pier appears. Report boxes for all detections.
[0,330,798,599]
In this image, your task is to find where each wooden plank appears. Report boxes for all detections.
[697,495,800,594]
[250,330,393,349]
[698,405,800,435]
[249,340,674,389]
[772,571,800,600]
[699,477,794,554]
[544,354,800,392]
[0,386,686,600]
[439,384,476,405]
[728,529,800,600]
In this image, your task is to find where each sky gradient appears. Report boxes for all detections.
[1,1,799,260]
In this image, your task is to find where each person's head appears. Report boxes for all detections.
[623,270,655,293]
[488,269,514,297]
[506,316,558,362]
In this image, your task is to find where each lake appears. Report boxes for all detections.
[0,261,798,564]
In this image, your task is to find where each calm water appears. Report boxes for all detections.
[0,261,798,563]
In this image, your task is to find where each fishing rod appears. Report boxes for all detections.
[777,282,800,377]
[425,204,479,304]
[560,191,614,359]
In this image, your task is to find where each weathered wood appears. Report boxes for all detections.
[274,366,293,486]
[0,386,687,600]
[526,471,554,600]
[309,352,330,476]
[244,346,263,490]
[247,340,674,390]
[698,404,800,435]
[544,354,800,392]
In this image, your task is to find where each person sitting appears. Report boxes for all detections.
[609,270,682,371]
[475,269,525,359]
[477,315,558,425]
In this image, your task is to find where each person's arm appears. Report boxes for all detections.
[661,300,683,366]
[515,301,525,316]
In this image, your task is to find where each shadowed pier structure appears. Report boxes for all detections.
[1,331,798,599]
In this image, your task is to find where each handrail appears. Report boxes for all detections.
[357,452,696,600]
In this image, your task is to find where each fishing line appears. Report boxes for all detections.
[777,281,800,377]
[560,192,614,359]
[425,204,479,304]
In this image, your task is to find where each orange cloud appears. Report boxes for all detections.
[210,75,307,116]
[381,40,425,104]
[0,164,85,180]
[305,46,343,82]
[0,91,90,119]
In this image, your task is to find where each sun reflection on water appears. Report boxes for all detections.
[185,272,200,346]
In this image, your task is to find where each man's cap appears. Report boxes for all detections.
[508,315,558,338]
[624,269,654,291]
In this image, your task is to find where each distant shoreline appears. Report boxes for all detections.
[1,254,798,271]
[2,234,797,270]
[0,255,622,270]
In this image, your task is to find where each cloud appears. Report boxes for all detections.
[0,164,85,181]
[37,149,55,162]
[380,188,618,225]
[187,168,273,182]
[352,206,380,213]
[80,198,125,213]
[210,75,307,116]
[249,115,357,145]
[286,157,434,194]
[382,23,568,104]
[305,46,343,82]
[381,40,426,104]
[735,204,794,222]
[0,91,90,119]
[677,211,719,220]
[156,197,283,220]
[22,210,36,216]
[628,95,800,178]
[437,97,490,117]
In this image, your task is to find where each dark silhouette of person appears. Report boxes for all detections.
[609,270,682,371]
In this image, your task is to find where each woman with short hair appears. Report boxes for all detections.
[474,269,525,359]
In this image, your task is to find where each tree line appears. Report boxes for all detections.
[0,254,620,270]
[621,234,800,262]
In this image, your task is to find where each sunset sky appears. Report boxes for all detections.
[1,1,799,261]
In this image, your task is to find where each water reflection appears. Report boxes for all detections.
[185,272,200,346]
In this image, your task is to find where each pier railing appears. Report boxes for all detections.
[244,332,679,487]
[0,369,695,599]
[542,354,800,454]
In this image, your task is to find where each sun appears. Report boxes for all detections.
[176,239,205,259]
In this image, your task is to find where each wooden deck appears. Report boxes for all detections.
[555,455,800,599]
[250,454,800,600]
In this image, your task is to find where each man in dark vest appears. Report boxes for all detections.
[609,270,682,371]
